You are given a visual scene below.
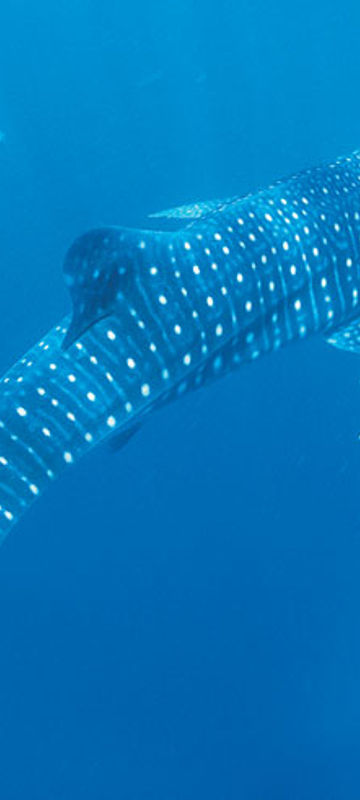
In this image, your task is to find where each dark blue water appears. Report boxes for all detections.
[1,2,360,797]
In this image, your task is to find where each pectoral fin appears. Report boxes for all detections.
[149,196,238,221]
[327,319,360,354]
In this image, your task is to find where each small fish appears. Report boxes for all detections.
[1,150,360,541]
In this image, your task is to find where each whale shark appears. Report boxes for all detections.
[1,149,360,541]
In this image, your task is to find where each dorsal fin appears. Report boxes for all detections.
[149,196,238,221]
[62,226,162,349]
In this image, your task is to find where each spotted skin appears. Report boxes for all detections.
[1,151,360,539]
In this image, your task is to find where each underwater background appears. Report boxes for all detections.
[1,1,360,797]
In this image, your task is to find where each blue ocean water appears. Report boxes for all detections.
[1,1,360,797]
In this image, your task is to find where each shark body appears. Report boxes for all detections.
[1,151,360,539]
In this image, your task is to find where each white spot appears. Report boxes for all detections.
[16,406,27,417]
[193,265,200,275]
[245,301,252,312]
[290,265,297,276]
[85,432,93,443]
[282,241,289,251]
[222,246,230,255]
[236,273,243,283]
[64,451,73,464]
[141,383,150,397]
[29,484,39,496]
[174,324,182,335]
[4,510,13,521]
[42,427,51,437]
[216,324,223,336]
[125,402,133,413]
[313,247,319,257]
[67,413,76,422]
[321,277,327,288]
[67,374,76,383]
[183,354,191,366]
[159,295,167,305]
[37,387,46,395]
[184,241,191,250]
[294,299,301,311]
[107,329,116,340]
[87,392,96,402]
[49,363,57,370]
[107,416,116,428]
[127,358,136,369]
[206,296,214,307]
[346,258,353,267]
[0,457,8,465]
